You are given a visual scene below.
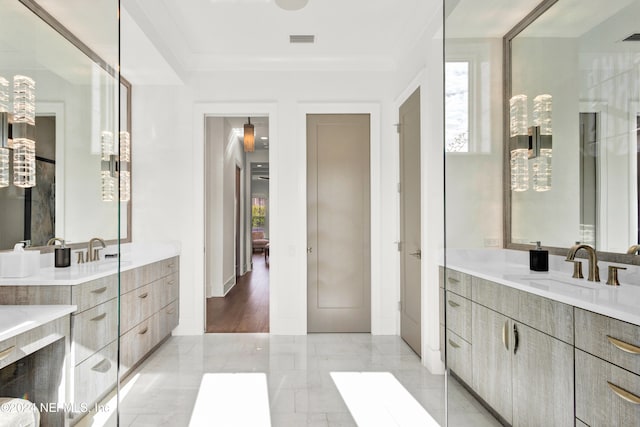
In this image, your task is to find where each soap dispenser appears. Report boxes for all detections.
[48,237,70,268]
[529,241,549,272]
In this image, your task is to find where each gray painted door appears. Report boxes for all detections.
[307,114,371,332]
[400,88,421,355]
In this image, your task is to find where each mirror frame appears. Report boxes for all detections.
[502,0,640,265]
[15,0,132,252]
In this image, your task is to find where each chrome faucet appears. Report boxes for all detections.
[87,237,106,262]
[626,245,640,255]
[565,243,600,282]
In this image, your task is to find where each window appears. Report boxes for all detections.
[445,61,470,152]
[251,197,266,232]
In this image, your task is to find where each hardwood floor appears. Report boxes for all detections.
[206,253,269,333]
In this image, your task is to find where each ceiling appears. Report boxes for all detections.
[123,0,440,75]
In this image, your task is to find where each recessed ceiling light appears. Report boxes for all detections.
[275,0,308,11]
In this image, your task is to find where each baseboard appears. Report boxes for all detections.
[223,275,236,295]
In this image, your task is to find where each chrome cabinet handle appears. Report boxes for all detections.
[410,250,422,259]
[447,300,460,308]
[448,339,460,349]
[90,313,107,322]
[0,346,15,361]
[513,324,519,355]
[168,280,176,285]
[447,277,460,284]
[167,308,176,315]
[607,335,640,355]
[91,287,107,294]
[502,321,509,350]
[138,292,149,299]
[138,327,149,335]
[91,358,111,373]
[607,382,640,405]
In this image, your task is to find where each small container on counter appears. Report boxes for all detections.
[529,241,549,272]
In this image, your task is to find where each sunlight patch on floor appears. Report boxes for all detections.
[331,372,440,427]
[189,373,271,427]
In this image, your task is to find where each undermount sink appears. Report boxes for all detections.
[503,274,597,290]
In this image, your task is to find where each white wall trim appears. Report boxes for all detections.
[193,102,278,335]
[297,102,383,335]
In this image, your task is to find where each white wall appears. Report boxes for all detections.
[132,68,400,336]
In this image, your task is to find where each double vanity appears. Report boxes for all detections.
[442,249,640,426]
[0,243,180,425]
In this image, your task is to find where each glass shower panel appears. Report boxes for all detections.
[444,0,511,425]
[0,0,120,425]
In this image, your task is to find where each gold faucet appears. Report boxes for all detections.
[626,245,640,255]
[565,243,599,282]
[87,237,106,262]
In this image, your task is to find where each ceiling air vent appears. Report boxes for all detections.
[623,33,640,41]
[289,35,315,44]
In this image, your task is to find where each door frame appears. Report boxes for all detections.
[194,103,278,334]
[297,103,382,334]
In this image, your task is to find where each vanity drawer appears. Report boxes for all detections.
[576,349,640,426]
[73,340,117,413]
[120,314,157,376]
[72,274,118,313]
[575,308,640,376]
[0,337,18,370]
[160,300,179,338]
[446,330,472,387]
[161,257,179,278]
[159,272,179,308]
[445,291,472,342]
[472,277,573,344]
[71,299,118,365]
[444,268,472,298]
[120,282,156,334]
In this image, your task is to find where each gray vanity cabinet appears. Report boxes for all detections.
[443,269,575,426]
[511,321,574,426]
[575,308,640,426]
[471,302,513,424]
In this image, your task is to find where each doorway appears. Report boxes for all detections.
[306,113,371,332]
[204,116,270,333]
[399,88,421,355]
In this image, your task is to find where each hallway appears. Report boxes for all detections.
[206,254,269,333]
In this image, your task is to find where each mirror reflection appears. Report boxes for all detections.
[0,0,127,250]
[508,0,640,254]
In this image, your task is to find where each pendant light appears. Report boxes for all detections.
[244,117,255,152]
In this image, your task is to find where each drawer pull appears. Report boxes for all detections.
[502,320,509,350]
[0,346,15,361]
[168,263,175,268]
[168,280,176,285]
[138,327,149,335]
[448,339,460,349]
[90,313,107,322]
[91,287,107,294]
[607,382,640,405]
[91,359,111,373]
[447,300,460,308]
[138,292,149,299]
[167,308,176,315]
[447,277,460,284]
[607,335,640,355]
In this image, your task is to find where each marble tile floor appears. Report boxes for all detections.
[110,334,499,427]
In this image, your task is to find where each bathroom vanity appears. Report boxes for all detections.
[442,250,640,426]
[0,243,180,422]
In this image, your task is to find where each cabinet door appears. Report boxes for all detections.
[512,322,574,427]
[472,303,512,424]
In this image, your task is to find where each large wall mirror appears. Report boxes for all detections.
[0,0,130,251]
[505,0,640,261]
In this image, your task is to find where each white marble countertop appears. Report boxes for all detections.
[0,241,180,286]
[446,249,640,327]
[0,305,76,342]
